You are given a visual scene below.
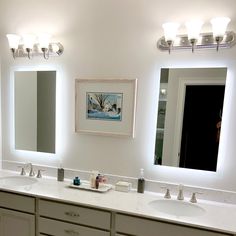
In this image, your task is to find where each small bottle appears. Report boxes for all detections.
[57,168,64,182]
[57,159,64,182]
[73,177,81,186]
[137,168,145,193]
[90,171,98,188]
[95,175,99,189]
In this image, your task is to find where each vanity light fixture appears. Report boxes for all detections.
[6,33,64,59]
[211,17,231,51]
[38,34,51,59]
[6,34,21,59]
[185,20,204,53]
[22,34,36,59]
[158,17,235,53]
[162,22,180,54]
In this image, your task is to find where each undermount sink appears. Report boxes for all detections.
[0,176,38,187]
[149,199,206,217]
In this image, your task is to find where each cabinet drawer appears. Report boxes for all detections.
[0,191,35,213]
[39,217,110,236]
[39,199,111,230]
[116,214,231,236]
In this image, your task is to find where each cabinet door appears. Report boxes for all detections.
[0,208,35,236]
[116,214,231,236]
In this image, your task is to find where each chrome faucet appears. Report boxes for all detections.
[177,184,184,200]
[26,163,35,177]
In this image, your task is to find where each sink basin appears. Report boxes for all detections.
[0,176,38,187]
[149,199,205,217]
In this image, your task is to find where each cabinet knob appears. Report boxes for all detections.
[65,211,80,217]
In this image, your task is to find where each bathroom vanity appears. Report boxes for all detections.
[0,171,235,236]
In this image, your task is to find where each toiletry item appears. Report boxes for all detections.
[95,175,99,189]
[57,168,64,182]
[90,170,98,188]
[115,181,132,192]
[73,177,81,186]
[99,174,107,183]
[137,168,145,193]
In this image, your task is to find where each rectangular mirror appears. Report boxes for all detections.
[154,68,227,172]
[14,71,56,154]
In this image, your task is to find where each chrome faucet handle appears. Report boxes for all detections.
[190,192,203,203]
[29,168,35,177]
[161,186,171,199]
[26,163,35,177]
[177,184,184,200]
[36,169,45,178]
[17,166,26,176]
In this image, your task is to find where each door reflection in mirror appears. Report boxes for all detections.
[154,68,227,172]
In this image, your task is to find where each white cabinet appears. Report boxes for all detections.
[0,190,234,236]
[39,217,110,236]
[38,199,111,236]
[0,191,35,236]
[115,213,232,236]
[0,208,35,236]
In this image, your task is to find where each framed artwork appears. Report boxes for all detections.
[75,78,137,137]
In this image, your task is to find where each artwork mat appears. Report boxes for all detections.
[75,78,137,137]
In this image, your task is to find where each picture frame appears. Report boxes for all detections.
[75,78,137,137]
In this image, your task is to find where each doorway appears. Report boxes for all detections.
[179,85,225,171]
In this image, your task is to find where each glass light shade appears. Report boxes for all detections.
[185,20,204,40]
[6,34,21,49]
[210,17,231,37]
[162,22,180,41]
[38,34,51,49]
[23,34,36,49]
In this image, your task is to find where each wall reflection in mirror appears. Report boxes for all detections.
[14,71,56,154]
[154,68,227,172]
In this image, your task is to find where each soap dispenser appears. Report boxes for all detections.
[137,168,145,193]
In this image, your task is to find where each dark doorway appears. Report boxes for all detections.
[179,85,225,171]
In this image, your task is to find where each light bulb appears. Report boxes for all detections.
[22,34,36,49]
[211,17,231,37]
[162,22,180,41]
[185,20,203,40]
[6,34,21,49]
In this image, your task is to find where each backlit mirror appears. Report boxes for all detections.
[14,71,56,153]
[154,68,227,172]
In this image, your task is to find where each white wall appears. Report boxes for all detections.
[0,57,1,169]
[1,0,236,192]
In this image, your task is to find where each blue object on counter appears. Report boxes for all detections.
[73,177,81,186]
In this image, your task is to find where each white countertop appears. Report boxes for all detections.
[0,170,235,235]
